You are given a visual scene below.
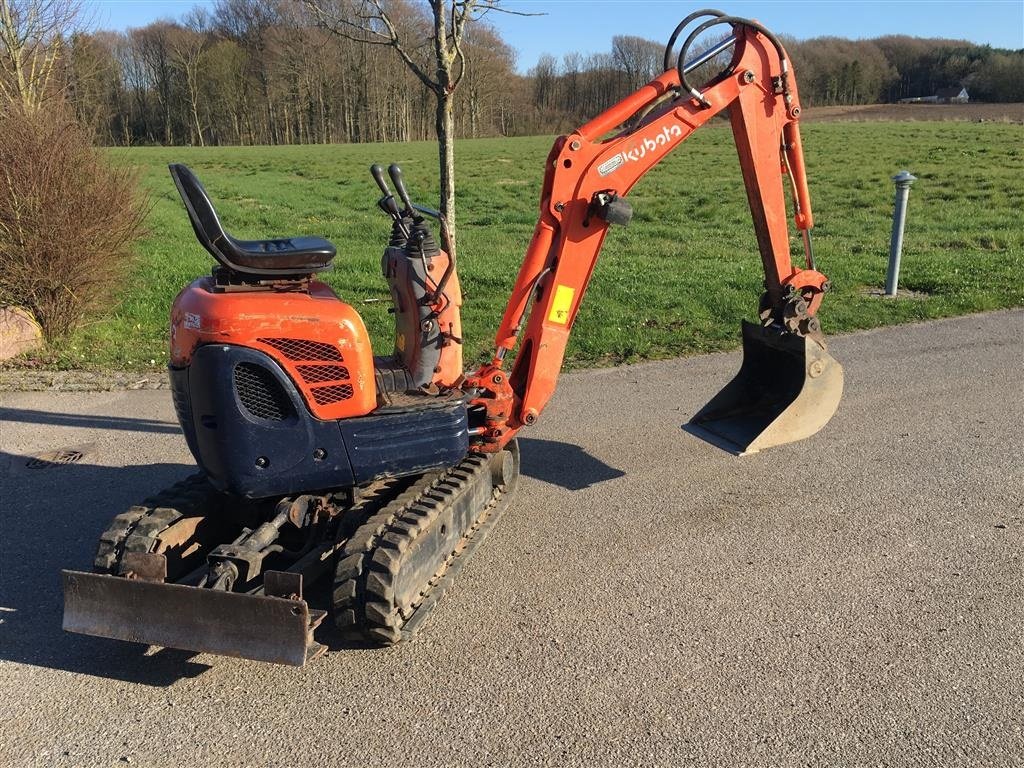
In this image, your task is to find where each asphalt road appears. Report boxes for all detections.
[1,310,1021,768]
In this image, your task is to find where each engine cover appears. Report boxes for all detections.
[170,276,377,420]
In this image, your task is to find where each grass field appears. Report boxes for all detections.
[36,121,1024,371]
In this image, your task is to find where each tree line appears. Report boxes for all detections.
[65,0,523,146]
[59,0,1024,147]
[788,35,1023,106]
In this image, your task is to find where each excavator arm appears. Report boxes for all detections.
[468,17,842,453]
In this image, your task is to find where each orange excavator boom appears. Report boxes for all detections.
[467,16,842,455]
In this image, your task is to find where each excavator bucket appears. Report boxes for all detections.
[686,320,843,455]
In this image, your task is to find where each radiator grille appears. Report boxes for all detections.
[257,337,343,362]
[296,364,350,383]
[255,338,355,410]
[310,383,354,405]
[234,363,293,421]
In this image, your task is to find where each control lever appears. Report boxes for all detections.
[412,204,443,220]
[384,168,455,306]
[370,164,408,237]
[370,163,391,197]
[387,164,416,218]
[376,163,454,304]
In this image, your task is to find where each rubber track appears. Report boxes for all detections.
[92,473,218,574]
[333,454,510,645]
[332,471,444,639]
[90,458,514,647]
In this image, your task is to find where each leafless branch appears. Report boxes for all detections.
[0,0,82,113]
[302,2,392,45]
[447,0,473,89]
[303,0,438,88]
[471,1,545,20]
[370,0,438,90]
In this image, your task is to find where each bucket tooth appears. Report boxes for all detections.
[686,320,843,455]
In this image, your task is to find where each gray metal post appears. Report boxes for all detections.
[886,170,917,297]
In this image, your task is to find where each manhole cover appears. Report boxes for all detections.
[26,449,86,469]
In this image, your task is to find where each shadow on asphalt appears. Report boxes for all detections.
[0,406,182,435]
[517,437,625,490]
[0,451,213,686]
[0,437,623,685]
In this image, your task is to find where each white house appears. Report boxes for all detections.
[899,86,970,104]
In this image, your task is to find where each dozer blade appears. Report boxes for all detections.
[62,570,326,666]
[686,320,843,455]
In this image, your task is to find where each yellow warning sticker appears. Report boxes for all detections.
[547,284,575,325]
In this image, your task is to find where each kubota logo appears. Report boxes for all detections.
[597,125,683,176]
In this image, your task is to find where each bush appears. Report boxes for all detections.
[0,104,147,340]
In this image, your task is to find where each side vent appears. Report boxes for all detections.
[257,337,343,362]
[296,364,350,383]
[257,338,354,407]
[310,383,354,405]
[234,362,294,421]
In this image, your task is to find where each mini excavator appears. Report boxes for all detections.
[63,11,843,665]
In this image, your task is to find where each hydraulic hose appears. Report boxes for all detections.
[663,8,726,73]
[675,15,792,109]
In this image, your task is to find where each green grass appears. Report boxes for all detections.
[42,122,1024,370]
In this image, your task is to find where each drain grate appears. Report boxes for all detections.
[26,449,86,469]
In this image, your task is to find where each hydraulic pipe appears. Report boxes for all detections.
[680,34,738,76]
[578,36,737,142]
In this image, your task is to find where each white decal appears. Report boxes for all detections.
[598,125,683,176]
[598,154,625,177]
[184,312,201,330]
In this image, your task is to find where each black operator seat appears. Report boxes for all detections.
[168,163,335,276]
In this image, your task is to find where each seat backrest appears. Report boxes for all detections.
[168,163,231,269]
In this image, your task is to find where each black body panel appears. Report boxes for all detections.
[171,345,468,498]
[340,400,469,483]
[180,345,354,498]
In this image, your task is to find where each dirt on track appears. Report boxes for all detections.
[802,102,1024,124]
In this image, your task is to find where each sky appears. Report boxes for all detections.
[93,0,1024,72]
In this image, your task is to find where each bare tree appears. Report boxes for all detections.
[0,0,80,113]
[215,0,281,144]
[202,37,248,143]
[458,22,512,138]
[612,35,661,92]
[168,24,208,145]
[303,0,536,258]
[65,30,118,138]
[133,23,176,144]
